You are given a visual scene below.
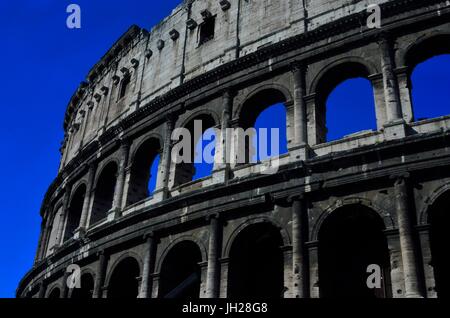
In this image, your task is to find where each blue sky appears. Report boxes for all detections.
[0,0,448,298]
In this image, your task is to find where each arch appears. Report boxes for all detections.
[311,197,395,242]
[126,137,162,205]
[93,158,120,187]
[227,221,285,297]
[309,57,378,95]
[107,256,141,298]
[234,86,290,164]
[403,33,450,72]
[172,113,218,186]
[70,272,95,299]
[236,86,290,129]
[404,34,450,122]
[155,235,208,273]
[223,215,290,258]
[105,251,143,288]
[234,83,293,121]
[310,60,377,143]
[419,183,450,225]
[90,161,118,225]
[318,204,391,298]
[63,183,86,241]
[47,285,61,299]
[129,133,164,164]
[158,240,203,299]
[177,109,220,132]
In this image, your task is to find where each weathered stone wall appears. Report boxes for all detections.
[18,0,450,299]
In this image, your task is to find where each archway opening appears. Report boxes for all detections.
[406,34,450,122]
[173,114,216,186]
[326,78,376,141]
[252,103,288,162]
[45,206,63,256]
[108,257,140,298]
[428,190,450,298]
[316,62,376,143]
[127,138,161,206]
[48,287,61,299]
[318,205,391,298]
[410,55,450,121]
[228,222,284,298]
[238,89,288,164]
[159,241,202,299]
[71,273,94,299]
[90,162,118,225]
[193,127,216,180]
[64,184,86,241]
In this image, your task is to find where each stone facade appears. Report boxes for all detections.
[17,0,450,298]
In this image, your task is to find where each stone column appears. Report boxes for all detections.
[36,216,51,262]
[110,141,130,219]
[212,90,233,183]
[56,185,72,246]
[385,229,405,298]
[61,270,70,298]
[306,241,319,298]
[393,174,423,298]
[219,258,229,298]
[379,34,402,123]
[151,273,160,298]
[76,164,96,235]
[154,117,175,201]
[199,261,208,298]
[292,196,309,298]
[304,94,325,146]
[93,251,107,298]
[417,225,436,298]
[395,66,414,123]
[38,281,46,298]
[205,215,221,298]
[282,245,293,298]
[292,63,307,146]
[368,73,389,130]
[138,233,157,298]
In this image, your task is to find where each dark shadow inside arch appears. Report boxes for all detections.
[316,62,376,143]
[90,162,118,225]
[406,35,450,122]
[108,257,140,298]
[71,273,94,299]
[48,287,61,299]
[228,222,284,298]
[428,190,450,299]
[127,138,161,206]
[64,184,86,241]
[159,241,202,299]
[173,114,216,186]
[238,89,288,164]
[318,205,391,298]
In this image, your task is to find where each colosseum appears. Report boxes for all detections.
[17,0,450,299]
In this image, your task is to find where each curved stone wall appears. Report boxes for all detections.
[18,0,450,298]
